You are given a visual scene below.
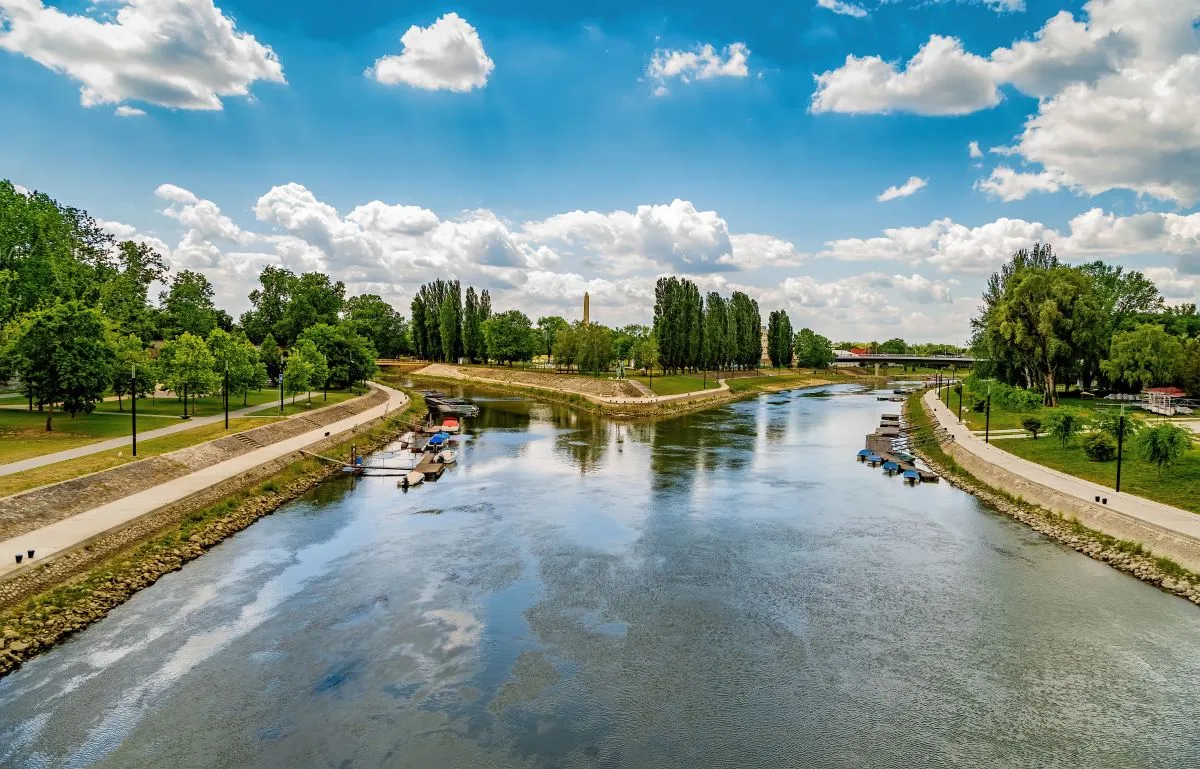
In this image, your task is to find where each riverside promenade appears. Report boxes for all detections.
[0,383,409,579]
[923,389,1200,555]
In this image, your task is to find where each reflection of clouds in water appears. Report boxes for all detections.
[424,609,482,651]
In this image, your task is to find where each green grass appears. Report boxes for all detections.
[247,390,357,416]
[91,388,285,418]
[0,409,194,463]
[0,417,273,498]
[629,374,721,396]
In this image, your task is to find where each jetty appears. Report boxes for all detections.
[861,413,939,483]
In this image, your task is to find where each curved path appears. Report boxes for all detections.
[924,389,1200,542]
[412,364,728,405]
[0,383,408,579]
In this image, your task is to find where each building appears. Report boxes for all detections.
[761,326,770,364]
[583,291,590,325]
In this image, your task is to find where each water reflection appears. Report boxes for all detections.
[2,385,1200,768]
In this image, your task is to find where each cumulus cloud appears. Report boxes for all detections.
[366,12,493,92]
[114,105,146,117]
[1143,267,1200,301]
[0,0,285,110]
[812,0,1200,203]
[975,166,1064,201]
[647,42,749,95]
[969,141,983,159]
[876,176,928,202]
[816,0,868,18]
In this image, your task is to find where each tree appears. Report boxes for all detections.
[160,270,218,339]
[794,328,835,368]
[410,296,429,359]
[1093,409,1143,445]
[208,329,264,406]
[4,302,114,430]
[553,323,580,370]
[989,266,1102,405]
[100,240,168,341]
[767,310,794,368]
[463,288,481,363]
[1021,416,1042,440]
[158,332,218,417]
[293,338,327,404]
[1044,409,1085,449]
[241,266,296,344]
[576,322,615,375]
[483,310,537,365]
[259,333,283,384]
[278,272,345,346]
[1083,432,1117,461]
[702,293,727,370]
[110,334,155,411]
[971,243,1059,385]
[878,337,907,355]
[282,345,315,404]
[1181,338,1200,396]
[537,315,571,362]
[1101,324,1184,391]
[1078,261,1163,388]
[613,324,648,364]
[438,280,462,363]
[632,333,660,373]
[1135,423,1192,477]
[345,294,408,358]
[297,323,378,389]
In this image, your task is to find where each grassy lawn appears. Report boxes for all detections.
[934,387,1183,433]
[996,436,1200,513]
[0,417,273,498]
[92,388,284,418]
[629,374,721,396]
[247,390,358,416]
[0,410,194,463]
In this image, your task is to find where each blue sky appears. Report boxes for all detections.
[2,0,1198,342]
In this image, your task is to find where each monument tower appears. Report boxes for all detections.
[583,291,590,325]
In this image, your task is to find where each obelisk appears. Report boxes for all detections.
[583,291,590,325]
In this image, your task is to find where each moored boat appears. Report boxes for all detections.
[436,449,457,464]
[441,417,460,434]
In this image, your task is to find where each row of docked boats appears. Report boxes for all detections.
[421,390,480,417]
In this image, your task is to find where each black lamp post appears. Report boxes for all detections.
[224,362,230,430]
[957,385,963,423]
[279,351,287,414]
[131,363,137,457]
[1116,406,1125,492]
[985,386,992,444]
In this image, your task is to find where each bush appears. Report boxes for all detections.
[1044,408,1085,448]
[1083,432,1117,461]
[1135,423,1193,477]
[1021,416,1043,440]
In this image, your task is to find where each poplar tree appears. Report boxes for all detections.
[463,287,480,363]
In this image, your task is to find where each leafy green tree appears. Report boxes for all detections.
[1044,408,1085,448]
[259,333,282,384]
[292,338,328,404]
[110,333,155,411]
[878,337,907,355]
[971,243,1059,384]
[537,315,571,361]
[1021,416,1042,440]
[474,288,491,362]
[613,324,648,364]
[438,280,462,363]
[279,272,345,345]
[552,323,580,370]
[632,333,659,374]
[730,291,761,369]
[158,332,219,417]
[1135,423,1192,477]
[702,293,727,370]
[1078,261,1163,388]
[160,269,218,339]
[1181,338,1200,396]
[1092,409,1143,444]
[208,329,265,406]
[576,322,615,375]
[4,301,114,430]
[463,288,481,363]
[297,323,377,388]
[410,296,429,359]
[767,310,794,368]
[345,294,408,358]
[240,265,295,344]
[283,345,315,403]
[794,328,835,368]
[1101,324,1184,390]
[483,310,537,365]
[989,265,1102,406]
[100,240,168,341]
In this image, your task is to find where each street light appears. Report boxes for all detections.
[224,361,230,430]
[131,363,137,457]
[279,351,288,414]
[1116,405,1125,492]
[985,385,992,444]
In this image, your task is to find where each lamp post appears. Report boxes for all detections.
[323,354,329,402]
[1116,406,1125,492]
[279,351,287,414]
[957,385,963,423]
[131,363,137,457]
[985,386,992,444]
[224,361,230,430]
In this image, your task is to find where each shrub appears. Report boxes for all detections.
[1135,423,1193,477]
[1021,416,1043,440]
[1083,432,1117,461]
[1044,408,1085,448]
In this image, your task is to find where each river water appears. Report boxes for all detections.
[2,385,1199,768]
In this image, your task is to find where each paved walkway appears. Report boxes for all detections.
[0,383,408,577]
[923,389,1200,542]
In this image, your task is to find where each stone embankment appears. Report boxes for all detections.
[0,389,385,541]
[908,395,1200,607]
[0,399,419,677]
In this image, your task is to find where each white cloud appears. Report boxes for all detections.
[886,273,955,304]
[816,0,868,18]
[0,0,285,110]
[811,35,1000,115]
[876,176,928,202]
[646,42,749,95]
[96,219,139,239]
[366,12,493,92]
[811,0,1200,203]
[968,141,983,159]
[114,105,146,117]
[975,166,1063,201]
[1143,267,1200,301]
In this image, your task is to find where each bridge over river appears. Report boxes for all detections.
[836,352,975,367]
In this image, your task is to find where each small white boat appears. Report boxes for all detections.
[398,470,424,489]
[436,449,457,465]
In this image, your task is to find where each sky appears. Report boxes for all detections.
[2,0,1199,343]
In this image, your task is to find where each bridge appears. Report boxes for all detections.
[835,353,975,367]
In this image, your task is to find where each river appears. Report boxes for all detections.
[2,384,1199,768]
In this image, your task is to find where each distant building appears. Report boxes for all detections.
[850,346,869,356]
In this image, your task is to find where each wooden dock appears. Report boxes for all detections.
[414,453,446,480]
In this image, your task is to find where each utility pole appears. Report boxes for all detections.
[131,363,137,457]
[1116,406,1125,492]
[985,387,992,444]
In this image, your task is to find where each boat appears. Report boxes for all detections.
[882,460,900,474]
[436,449,457,464]
[427,432,447,448]
[857,449,872,461]
[865,454,882,466]
[441,417,460,434]
[903,469,921,485]
[398,470,424,489]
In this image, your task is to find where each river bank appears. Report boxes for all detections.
[0,394,424,678]
[906,390,1200,606]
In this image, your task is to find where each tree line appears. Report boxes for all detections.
[972,243,1200,405]
[653,277,764,373]
[0,180,393,430]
